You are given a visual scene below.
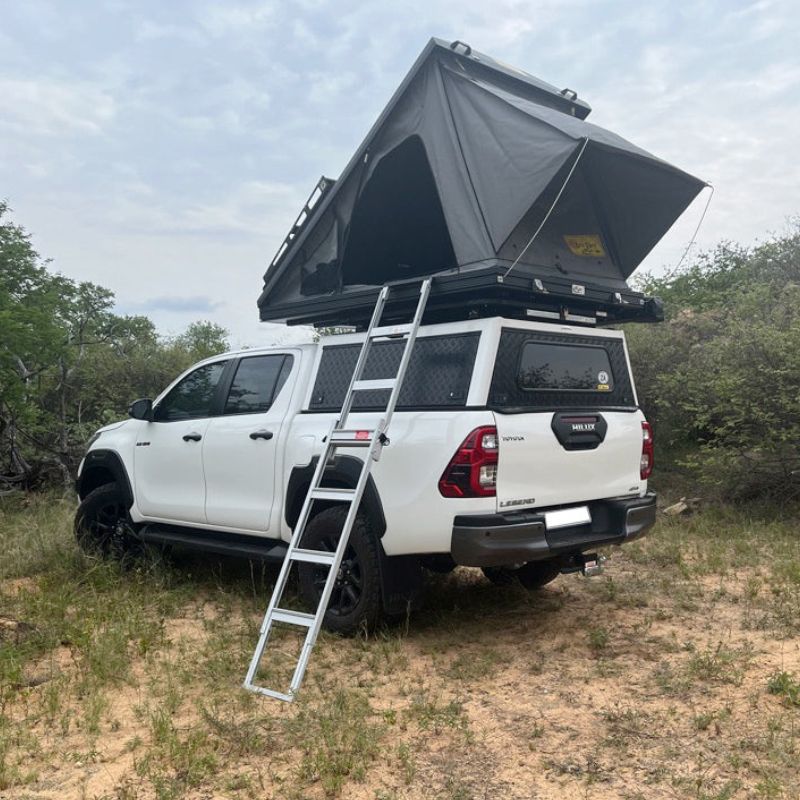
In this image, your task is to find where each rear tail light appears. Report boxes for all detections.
[640,421,654,480]
[439,426,498,497]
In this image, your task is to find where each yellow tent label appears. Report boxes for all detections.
[564,234,605,257]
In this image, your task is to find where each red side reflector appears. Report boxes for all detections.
[355,430,370,440]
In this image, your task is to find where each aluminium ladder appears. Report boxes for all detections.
[243,278,433,702]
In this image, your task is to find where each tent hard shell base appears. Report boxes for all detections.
[261,264,663,329]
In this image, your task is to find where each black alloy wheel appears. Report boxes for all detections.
[298,504,382,635]
[74,483,140,560]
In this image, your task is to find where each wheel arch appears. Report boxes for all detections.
[77,449,134,507]
[285,455,387,537]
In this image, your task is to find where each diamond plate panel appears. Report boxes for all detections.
[309,333,480,411]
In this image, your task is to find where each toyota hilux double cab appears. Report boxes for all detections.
[75,315,656,633]
[75,38,705,635]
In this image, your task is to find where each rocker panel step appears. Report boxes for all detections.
[138,525,287,562]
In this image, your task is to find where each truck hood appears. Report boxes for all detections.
[96,420,129,435]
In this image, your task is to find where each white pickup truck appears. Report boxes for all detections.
[75,315,656,632]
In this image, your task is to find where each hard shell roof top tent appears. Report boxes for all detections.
[257,38,706,328]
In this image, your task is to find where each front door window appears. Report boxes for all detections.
[154,362,226,421]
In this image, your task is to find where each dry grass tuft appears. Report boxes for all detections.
[1,494,799,798]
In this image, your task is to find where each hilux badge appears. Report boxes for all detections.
[571,423,595,432]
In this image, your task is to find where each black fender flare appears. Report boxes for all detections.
[285,455,421,615]
[285,454,386,537]
[76,449,134,507]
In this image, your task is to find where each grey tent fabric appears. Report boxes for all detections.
[258,38,705,321]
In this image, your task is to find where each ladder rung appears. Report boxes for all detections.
[353,378,395,391]
[272,608,315,627]
[329,430,374,446]
[370,323,412,339]
[243,683,295,702]
[310,487,356,502]
[290,548,336,566]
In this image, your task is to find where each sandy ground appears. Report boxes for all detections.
[3,546,800,800]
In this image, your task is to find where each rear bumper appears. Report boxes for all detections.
[451,492,657,568]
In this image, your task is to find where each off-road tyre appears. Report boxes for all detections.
[482,559,561,590]
[74,483,141,561]
[297,505,382,635]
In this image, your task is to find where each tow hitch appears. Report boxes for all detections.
[560,552,606,577]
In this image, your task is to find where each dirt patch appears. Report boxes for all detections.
[2,527,800,799]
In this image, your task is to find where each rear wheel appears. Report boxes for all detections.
[74,483,140,560]
[297,505,382,635]
[482,558,561,590]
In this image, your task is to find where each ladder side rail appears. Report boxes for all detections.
[243,421,337,689]
[287,442,377,694]
[337,286,389,428]
[381,279,432,428]
[245,278,433,701]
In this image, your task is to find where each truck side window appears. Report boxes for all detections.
[517,342,614,392]
[154,361,227,422]
[224,354,294,415]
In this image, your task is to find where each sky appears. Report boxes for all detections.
[2,0,799,348]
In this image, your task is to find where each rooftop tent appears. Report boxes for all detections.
[258,38,706,326]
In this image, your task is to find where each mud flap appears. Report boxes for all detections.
[377,543,423,617]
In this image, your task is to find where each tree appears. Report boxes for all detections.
[0,203,230,491]
[171,320,230,360]
[627,220,800,501]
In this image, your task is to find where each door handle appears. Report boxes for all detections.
[182,432,202,442]
[249,429,274,440]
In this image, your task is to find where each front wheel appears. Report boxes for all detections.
[74,483,140,560]
[482,558,562,590]
[297,505,382,635]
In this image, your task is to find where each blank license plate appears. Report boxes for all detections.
[544,506,591,530]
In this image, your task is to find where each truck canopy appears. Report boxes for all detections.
[258,38,705,327]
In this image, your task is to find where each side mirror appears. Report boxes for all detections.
[129,398,153,421]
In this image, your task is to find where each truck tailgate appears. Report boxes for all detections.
[495,410,644,510]
[488,325,646,512]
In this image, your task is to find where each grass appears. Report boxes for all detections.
[1,492,800,798]
[766,671,800,708]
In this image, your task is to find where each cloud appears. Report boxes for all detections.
[1,0,798,348]
[0,77,115,136]
[123,295,223,314]
[134,19,206,44]
[101,179,304,241]
[196,2,276,36]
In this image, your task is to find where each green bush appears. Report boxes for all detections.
[0,203,229,489]
[627,222,800,502]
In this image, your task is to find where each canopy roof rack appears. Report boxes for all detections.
[257,38,705,327]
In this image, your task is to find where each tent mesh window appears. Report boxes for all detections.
[341,136,456,287]
[308,332,480,412]
[489,329,635,410]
